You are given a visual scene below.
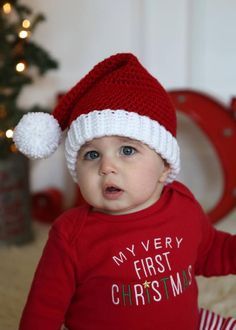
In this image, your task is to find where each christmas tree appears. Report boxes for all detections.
[0,0,58,158]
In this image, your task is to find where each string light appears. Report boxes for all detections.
[16,62,26,72]
[6,129,14,138]
[3,2,12,14]
[22,19,31,28]
[18,30,29,39]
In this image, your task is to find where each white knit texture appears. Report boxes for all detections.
[65,109,180,184]
[13,112,62,159]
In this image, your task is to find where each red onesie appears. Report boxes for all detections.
[19,181,236,330]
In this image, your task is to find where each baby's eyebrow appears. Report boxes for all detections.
[81,142,92,148]
[118,137,144,147]
[79,142,94,152]
[80,137,145,152]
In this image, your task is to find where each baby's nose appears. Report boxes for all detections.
[99,157,117,175]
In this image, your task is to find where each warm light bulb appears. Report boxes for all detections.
[16,62,26,72]
[6,129,14,138]
[19,30,29,39]
[3,2,12,14]
[22,19,31,28]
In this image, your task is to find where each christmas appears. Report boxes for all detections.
[111,265,193,307]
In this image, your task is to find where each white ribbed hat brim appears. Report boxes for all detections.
[65,109,180,184]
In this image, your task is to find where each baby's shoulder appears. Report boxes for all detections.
[169,181,205,216]
[170,180,196,202]
[50,205,89,243]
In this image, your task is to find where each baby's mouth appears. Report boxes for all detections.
[105,185,122,193]
[103,185,124,199]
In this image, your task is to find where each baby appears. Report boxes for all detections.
[14,53,236,329]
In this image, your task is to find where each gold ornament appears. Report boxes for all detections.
[10,143,18,153]
[0,105,7,119]
[0,130,5,138]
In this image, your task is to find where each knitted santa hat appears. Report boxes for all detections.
[13,53,180,184]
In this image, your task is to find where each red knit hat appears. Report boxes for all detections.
[13,53,180,183]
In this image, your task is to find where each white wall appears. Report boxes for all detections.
[18,0,236,210]
[188,0,236,103]
[141,0,190,87]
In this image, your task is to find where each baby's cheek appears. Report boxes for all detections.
[80,177,100,200]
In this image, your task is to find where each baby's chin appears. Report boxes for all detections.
[91,203,131,215]
[91,203,146,215]
[92,207,128,215]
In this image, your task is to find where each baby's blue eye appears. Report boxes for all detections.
[120,146,136,156]
[84,150,100,160]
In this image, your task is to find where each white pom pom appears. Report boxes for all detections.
[13,112,62,159]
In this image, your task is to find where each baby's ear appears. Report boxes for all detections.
[159,162,171,183]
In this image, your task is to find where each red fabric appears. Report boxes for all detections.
[52,53,176,135]
[19,182,236,330]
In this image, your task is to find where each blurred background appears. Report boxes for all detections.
[1,0,236,329]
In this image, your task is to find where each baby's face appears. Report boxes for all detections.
[76,136,170,215]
